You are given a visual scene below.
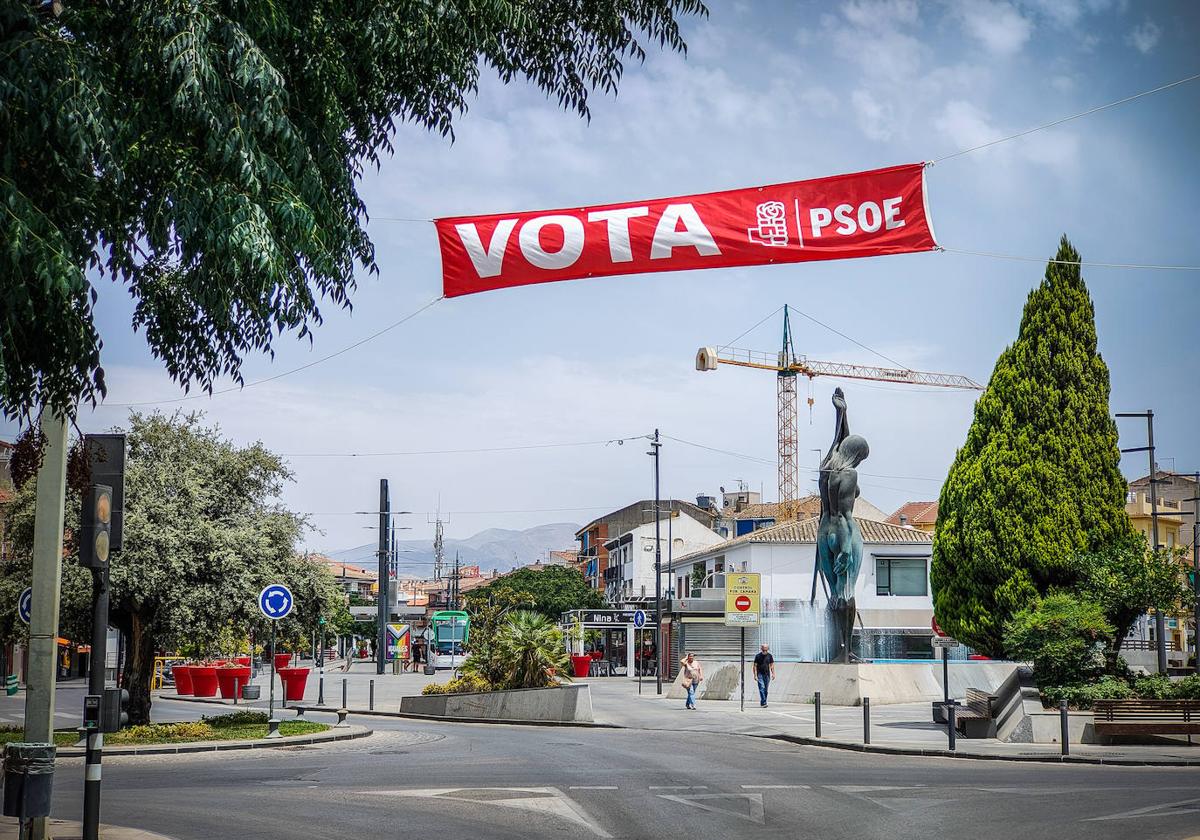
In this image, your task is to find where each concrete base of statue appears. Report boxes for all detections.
[668,660,1021,706]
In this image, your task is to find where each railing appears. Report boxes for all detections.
[1122,638,1181,651]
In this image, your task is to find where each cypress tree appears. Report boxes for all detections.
[930,236,1133,655]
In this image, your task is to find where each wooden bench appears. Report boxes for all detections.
[952,688,997,738]
[1093,699,1200,742]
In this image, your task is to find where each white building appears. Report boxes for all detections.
[667,516,938,661]
[604,512,724,604]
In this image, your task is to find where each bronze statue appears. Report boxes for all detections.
[816,387,869,663]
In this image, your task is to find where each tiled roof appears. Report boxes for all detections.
[731,497,821,520]
[886,501,939,526]
[673,514,931,565]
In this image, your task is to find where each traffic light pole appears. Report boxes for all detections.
[83,567,109,840]
[376,479,390,675]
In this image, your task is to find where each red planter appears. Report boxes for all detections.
[235,656,252,667]
[172,665,194,695]
[273,653,293,671]
[190,666,219,697]
[216,666,253,699]
[277,667,310,702]
[571,655,593,679]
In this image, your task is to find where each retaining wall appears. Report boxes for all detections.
[399,683,594,723]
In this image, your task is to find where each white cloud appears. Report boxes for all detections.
[934,100,997,152]
[1051,74,1076,93]
[841,0,920,30]
[954,0,1034,56]
[1127,19,1161,54]
[851,89,895,141]
[1025,0,1083,28]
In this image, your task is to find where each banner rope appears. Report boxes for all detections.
[103,295,445,407]
[929,71,1200,164]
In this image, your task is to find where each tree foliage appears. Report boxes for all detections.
[1004,593,1113,690]
[1075,534,1194,652]
[461,588,534,689]
[0,0,706,421]
[498,610,570,689]
[931,237,1133,655]
[465,565,604,620]
[1,411,337,724]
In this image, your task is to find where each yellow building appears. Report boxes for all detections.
[1125,490,1191,662]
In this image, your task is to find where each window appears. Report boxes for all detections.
[876,557,928,596]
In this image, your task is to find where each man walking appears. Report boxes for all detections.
[752,643,775,707]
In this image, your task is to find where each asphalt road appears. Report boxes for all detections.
[47,710,1200,840]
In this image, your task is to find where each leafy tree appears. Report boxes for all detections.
[931,237,1133,655]
[2,412,327,724]
[1075,534,1194,653]
[466,565,604,620]
[498,610,570,689]
[461,588,534,689]
[0,1,706,421]
[1004,593,1113,691]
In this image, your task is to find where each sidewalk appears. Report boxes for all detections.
[0,817,173,840]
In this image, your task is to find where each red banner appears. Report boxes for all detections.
[436,163,936,298]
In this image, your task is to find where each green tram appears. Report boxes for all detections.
[429,610,470,669]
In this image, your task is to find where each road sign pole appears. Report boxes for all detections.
[740,627,745,713]
[942,646,949,704]
[267,622,279,738]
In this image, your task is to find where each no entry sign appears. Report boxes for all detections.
[724,573,761,627]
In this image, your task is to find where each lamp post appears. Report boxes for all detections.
[648,429,663,695]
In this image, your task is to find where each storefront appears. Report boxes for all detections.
[561,609,658,679]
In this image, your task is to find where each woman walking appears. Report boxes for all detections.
[680,652,703,710]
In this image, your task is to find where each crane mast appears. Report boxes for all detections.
[697,306,983,521]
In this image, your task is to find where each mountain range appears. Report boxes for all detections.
[321,521,581,577]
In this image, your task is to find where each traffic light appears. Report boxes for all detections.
[101,687,129,733]
[78,484,113,569]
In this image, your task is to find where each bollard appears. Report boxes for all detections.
[814,691,822,739]
[863,697,871,745]
[1059,699,1070,756]
[369,680,375,711]
[342,679,347,710]
[294,704,306,721]
[947,701,957,752]
[234,677,240,706]
[266,717,281,739]
[334,708,349,728]
[318,676,324,707]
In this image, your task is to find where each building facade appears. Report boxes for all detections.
[576,500,717,593]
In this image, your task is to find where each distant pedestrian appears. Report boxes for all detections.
[753,644,775,707]
[680,652,703,710]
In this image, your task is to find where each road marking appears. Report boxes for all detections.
[741,784,808,789]
[649,785,708,790]
[657,793,765,825]
[827,785,927,793]
[1085,798,1200,821]
[363,787,611,837]
[570,786,618,790]
[768,711,813,722]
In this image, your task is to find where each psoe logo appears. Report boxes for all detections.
[747,201,788,247]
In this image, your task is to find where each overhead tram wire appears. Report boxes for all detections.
[938,248,1200,272]
[104,294,444,408]
[278,434,648,458]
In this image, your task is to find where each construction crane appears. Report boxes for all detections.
[696,305,983,521]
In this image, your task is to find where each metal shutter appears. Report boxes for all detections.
[680,620,760,661]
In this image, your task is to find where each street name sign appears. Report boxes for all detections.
[258,584,294,620]
[17,587,31,625]
[931,636,960,649]
[724,573,761,626]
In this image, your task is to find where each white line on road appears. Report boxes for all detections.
[741,784,809,789]
[1085,797,1200,821]
[569,786,619,790]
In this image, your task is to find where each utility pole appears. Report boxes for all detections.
[23,413,69,840]
[1118,411,1166,673]
[433,515,445,581]
[376,479,389,675]
[648,429,663,695]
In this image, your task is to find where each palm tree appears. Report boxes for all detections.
[498,611,570,689]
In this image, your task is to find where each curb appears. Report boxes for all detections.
[55,725,372,758]
[761,733,1200,767]
[294,703,619,729]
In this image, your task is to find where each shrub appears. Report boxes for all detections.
[1133,673,1176,700]
[1004,593,1113,689]
[109,722,215,743]
[1172,675,1200,699]
[202,711,269,727]
[443,674,491,694]
[421,682,447,695]
[1040,677,1135,709]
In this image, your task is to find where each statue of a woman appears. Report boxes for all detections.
[816,387,870,662]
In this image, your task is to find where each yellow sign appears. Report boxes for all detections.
[724,572,761,626]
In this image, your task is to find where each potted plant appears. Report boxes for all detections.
[172,662,195,695]
[216,662,253,699]
[568,617,592,678]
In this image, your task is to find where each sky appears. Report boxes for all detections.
[7,0,1199,560]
